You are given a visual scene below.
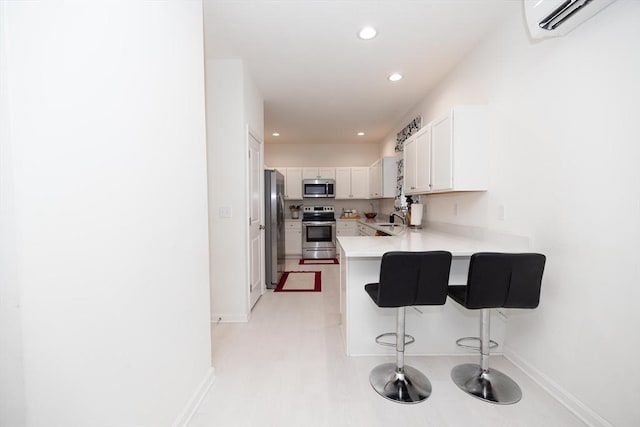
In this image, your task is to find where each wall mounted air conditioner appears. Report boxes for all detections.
[524,0,617,39]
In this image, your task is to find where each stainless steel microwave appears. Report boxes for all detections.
[302,179,335,198]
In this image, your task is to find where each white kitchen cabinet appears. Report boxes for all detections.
[356,222,376,236]
[284,220,302,256]
[430,106,488,192]
[336,167,369,199]
[350,168,369,199]
[403,136,417,194]
[302,167,335,180]
[276,167,303,200]
[335,168,351,199]
[403,126,432,195]
[337,220,358,237]
[369,156,398,198]
[404,105,488,195]
[369,160,381,198]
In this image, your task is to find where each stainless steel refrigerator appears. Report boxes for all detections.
[264,169,285,288]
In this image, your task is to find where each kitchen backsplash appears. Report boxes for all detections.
[285,200,384,220]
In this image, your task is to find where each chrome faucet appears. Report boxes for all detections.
[389,212,406,225]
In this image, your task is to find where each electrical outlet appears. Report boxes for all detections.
[453,203,458,216]
[497,205,505,221]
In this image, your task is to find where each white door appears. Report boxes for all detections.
[248,132,263,310]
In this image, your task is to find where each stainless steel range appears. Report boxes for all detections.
[302,206,336,259]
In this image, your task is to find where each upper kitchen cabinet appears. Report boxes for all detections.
[404,127,431,195]
[369,161,381,198]
[276,167,303,199]
[430,105,488,192]
[335,167,369,199]
[404,105,488,195]
[302,167,335,180]
[369,156,398,198]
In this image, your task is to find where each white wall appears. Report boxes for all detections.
[381,2,640,426]
[206,59,264,321]
[0,3,26,425]
[1,2,212,426]
[265,142,380,167]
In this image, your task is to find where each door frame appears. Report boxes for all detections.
[246,125,265,314]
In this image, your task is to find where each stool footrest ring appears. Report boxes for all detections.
[456,336,498,351]
[375,332,415,347]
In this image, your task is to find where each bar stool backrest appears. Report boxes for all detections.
[376,251,452,308]
[465,253,546,309]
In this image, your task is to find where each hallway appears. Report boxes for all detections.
[189,260,584,427]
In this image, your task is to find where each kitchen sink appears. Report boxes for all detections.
[374,223,405,236]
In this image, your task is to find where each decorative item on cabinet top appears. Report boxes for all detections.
[394,116,422,153]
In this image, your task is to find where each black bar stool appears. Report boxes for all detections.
[364,251,452,403]
[448,252,546,404]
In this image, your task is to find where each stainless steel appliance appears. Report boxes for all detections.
[303,179,335,198]
[264,169,285,288]
[302,206,336,259]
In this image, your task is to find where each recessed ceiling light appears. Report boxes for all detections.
[388,73,403,82]
[358,26,377,40]
[272,132,280,137]
[357,132,365,136]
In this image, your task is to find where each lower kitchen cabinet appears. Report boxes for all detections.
[356,222,376,236]
[284,220,302,256]
[337,220,358,236]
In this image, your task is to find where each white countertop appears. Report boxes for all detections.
[338,228,527,257]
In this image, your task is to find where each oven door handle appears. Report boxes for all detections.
[302,221,336,226]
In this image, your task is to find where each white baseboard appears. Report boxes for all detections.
[504,346,612,427]
[172,367,216,427]
[211,313,249,323]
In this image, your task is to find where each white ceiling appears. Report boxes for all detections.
[203,0,520,145]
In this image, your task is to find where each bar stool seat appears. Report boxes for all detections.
[364,251,452,404]
[448,252,546,405]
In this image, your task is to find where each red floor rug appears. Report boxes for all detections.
[298,258,339,265]
[274,271,321,292]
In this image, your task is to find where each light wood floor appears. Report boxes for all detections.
[189,260,585,427]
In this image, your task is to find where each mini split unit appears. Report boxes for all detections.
[524,0,618,39]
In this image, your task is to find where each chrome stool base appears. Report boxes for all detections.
[370,363,432,404]
[451,363,522,405]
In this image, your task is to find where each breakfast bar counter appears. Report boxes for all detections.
[337,228,527,356]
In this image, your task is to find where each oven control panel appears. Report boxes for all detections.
[303,206,334,213]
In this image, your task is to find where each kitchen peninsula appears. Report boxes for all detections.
[337,226,528,356]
